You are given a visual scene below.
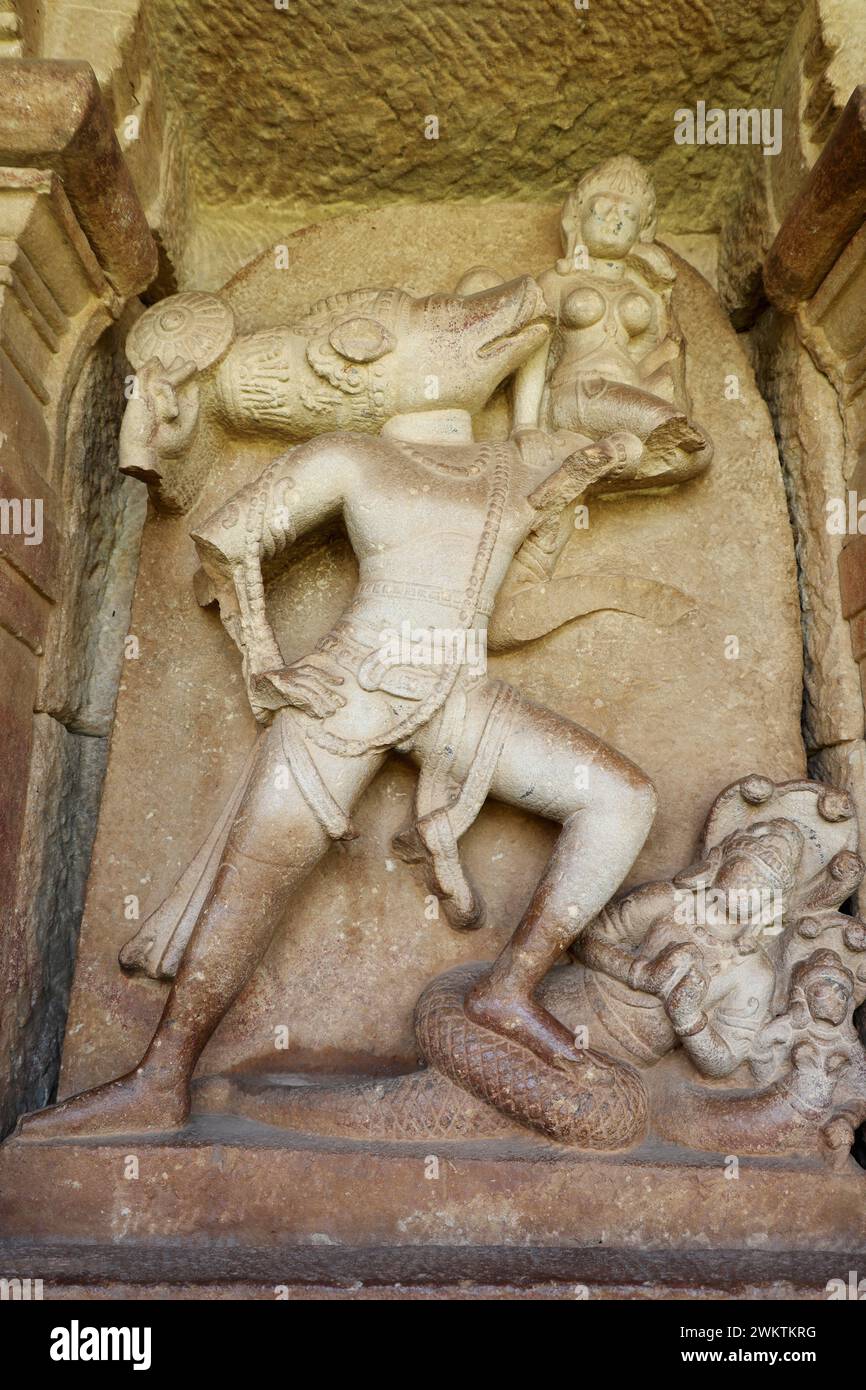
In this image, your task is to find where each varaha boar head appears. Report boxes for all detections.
[212,276,551,437]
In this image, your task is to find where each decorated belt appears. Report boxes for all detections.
[355,579,494,617]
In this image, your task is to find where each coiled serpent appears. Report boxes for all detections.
[207,962,648,1151]
[414,962,647,1149]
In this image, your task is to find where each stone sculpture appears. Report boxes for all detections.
[556,775,866,1160]
[512,155,711,486]
[16,259,708,1144]
[200,776,866,1164]
[120,279,563,513]
[11,155,864,1186]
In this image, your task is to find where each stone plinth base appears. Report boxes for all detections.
[0,1109,863,1297]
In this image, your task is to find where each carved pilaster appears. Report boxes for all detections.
[759,82,866,910]
[0,60,155,1134]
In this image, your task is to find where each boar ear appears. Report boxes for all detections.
[328,316,395,363]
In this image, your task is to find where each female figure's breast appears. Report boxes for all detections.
[561,285,606,330]
[618,289,654,338]
[552,278,648,387]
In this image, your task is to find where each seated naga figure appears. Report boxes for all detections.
[511,155,710,482]
[205,775,865,1156]
[17,270,708,1141]
[567,818,806,1078]
[544,778,866,1082]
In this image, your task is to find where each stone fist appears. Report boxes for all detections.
[527,431,644,513]
[630,940,700,997]
[664,964,709,1035]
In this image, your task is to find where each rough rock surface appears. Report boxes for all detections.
[141,0,797,277]
[716,0,866,320]
[811,739,866,918]
[0,715,108,1137]
[750,311,864,753]
[0,331,145,1137]
[38,327,148,735]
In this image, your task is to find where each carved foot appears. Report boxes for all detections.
[465,978,589,1073]
[14,1068,189,1141]
[416,963,648,1149]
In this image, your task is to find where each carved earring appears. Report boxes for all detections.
[556,194,580,275]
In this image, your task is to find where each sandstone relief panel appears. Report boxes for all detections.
[3,141,865,1307]
[0,160,799,1136]
[6,0,866,1319]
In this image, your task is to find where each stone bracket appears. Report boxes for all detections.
[764,85,866,313]
[0,59,156,298]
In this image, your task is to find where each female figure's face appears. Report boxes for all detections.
[806,975,852,1026]
[580,192,642,259]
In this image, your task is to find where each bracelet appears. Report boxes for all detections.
[677,1011,708,1038]
[627,958,646,990]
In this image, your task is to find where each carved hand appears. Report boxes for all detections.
[249,662,346,721]
[821,1115,858,1170]
[822,1100,866,1162]
[119,355,199,481]
[527,431,643,513]
[630,940,701,1001]
[664,965,710,1035]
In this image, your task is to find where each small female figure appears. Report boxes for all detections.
[513,155,710,480]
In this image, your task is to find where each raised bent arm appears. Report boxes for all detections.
[675,967,775,1079]
[678,1017,750,1079]
[192,436,357,718]
[578,881,677,982]
[487,432,643,650]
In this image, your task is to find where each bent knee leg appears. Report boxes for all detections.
[563,745,657,861]
[493,700,656,830]
[227,725,329,869]
[227,721,383,869]
[587,751,657,833]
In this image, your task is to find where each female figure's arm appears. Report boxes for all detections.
[511,269,559,430]
[512,339,552,430]
[636,298,687,407]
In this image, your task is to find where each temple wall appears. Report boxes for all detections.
[1,0,866,1147]
[0,56,154,1133]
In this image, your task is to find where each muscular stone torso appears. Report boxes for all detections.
[196,430,576,755]
[339,436,539,634]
